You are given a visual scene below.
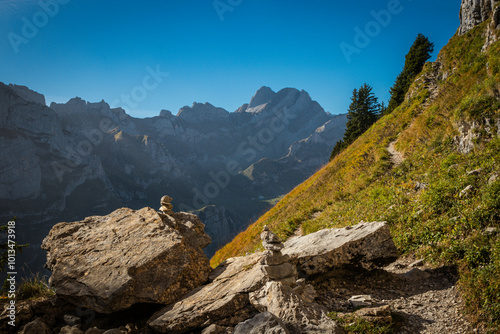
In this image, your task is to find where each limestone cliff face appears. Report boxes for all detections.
[459,0,500,35]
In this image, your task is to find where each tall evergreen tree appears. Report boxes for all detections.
[330,83,381,161]
[386,34,434,114]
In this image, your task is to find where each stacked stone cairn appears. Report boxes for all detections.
[159,195,174,214]
[260,225,298,285]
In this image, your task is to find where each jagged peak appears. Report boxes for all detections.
[248,86,276,109]
[160,109,173,118]
[177,102,229,122]
[8,84,46,106]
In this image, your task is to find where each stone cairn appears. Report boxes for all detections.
[260,225,298,285]
[159,195,174,215]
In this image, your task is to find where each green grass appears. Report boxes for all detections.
[211,13,500,332]
[328,312,403,334]
[16,273,55,300]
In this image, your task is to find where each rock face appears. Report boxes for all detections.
[283,221,398,276]
[458,0,500,35]
[41,206,212,313]
[148,253,267,333]
[8,84,46,105]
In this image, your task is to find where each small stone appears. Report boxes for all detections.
[409,259,424,268]
[261,250,289,266]
[349,295,373,307]
[485,227,499,235]
[262,240,284,251]
[261,263,297,280]
[159,203,174,213]
[467,169,482,176]
[459,185,473,198]
[161,195,173,205]
[64,314,81,326]
[293,280,317,304]
[415,182,427,191]
[202,324,228,334]
[60,326,85,334]
[261,226,283,244]
[488,173,499,185]
[355,305,392,324]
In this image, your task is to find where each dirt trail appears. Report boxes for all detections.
[315,258,473,333]
[388,140,405,166]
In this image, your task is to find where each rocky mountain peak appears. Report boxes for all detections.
[159,109,173,118]
[247,86,276,110]
[458,0,500,35]
[177,102,229,122]
[8,84,46,106]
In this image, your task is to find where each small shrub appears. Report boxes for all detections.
[17,273,54,300]
[328,312,398,334]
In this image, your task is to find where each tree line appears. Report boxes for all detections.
[330,33,434,161]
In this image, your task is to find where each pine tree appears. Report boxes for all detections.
[386,34,434,114]
[330,83,381,160]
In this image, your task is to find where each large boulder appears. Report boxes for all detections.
[148,253,267,333]
[283,221,398,276]
[42,207,212,313]
[249,281,342,334]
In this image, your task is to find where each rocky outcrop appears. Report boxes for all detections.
[41,204,212,314]
[176,102,230,122]
[8,84,46,105]
[233,312,290,334]
[249,281,342,334]
[148,253,267,333]
[283,221,398,276]
[459,0,500,35]
[454,117,500,154]
[13,221,400,333]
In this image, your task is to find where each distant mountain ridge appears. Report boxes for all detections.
[0,83,346,273]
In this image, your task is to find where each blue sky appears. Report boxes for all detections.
[1,0,461,118]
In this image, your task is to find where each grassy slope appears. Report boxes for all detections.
[212,20,500,330]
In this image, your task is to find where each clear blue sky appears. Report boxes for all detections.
[1,0,461,118]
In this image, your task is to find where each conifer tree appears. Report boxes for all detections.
[330,83,381,160]
[386,34,434,114]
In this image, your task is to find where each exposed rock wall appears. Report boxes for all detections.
[459,0,500,35]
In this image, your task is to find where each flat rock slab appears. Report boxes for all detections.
[148,253,267,333]
[283,221,398,276]
[42,207,212,314]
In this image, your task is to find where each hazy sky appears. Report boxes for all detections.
[1,0,461,118]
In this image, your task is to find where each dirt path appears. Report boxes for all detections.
[388,140,405,166]
[314,258,473,333]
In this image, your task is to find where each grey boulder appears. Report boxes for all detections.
[283,221,398,276]
[233,312,290,334]
[42,207,212,313]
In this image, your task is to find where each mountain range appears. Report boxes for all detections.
[0,83,346,273]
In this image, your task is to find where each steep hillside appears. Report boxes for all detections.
[212,2,500,330]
